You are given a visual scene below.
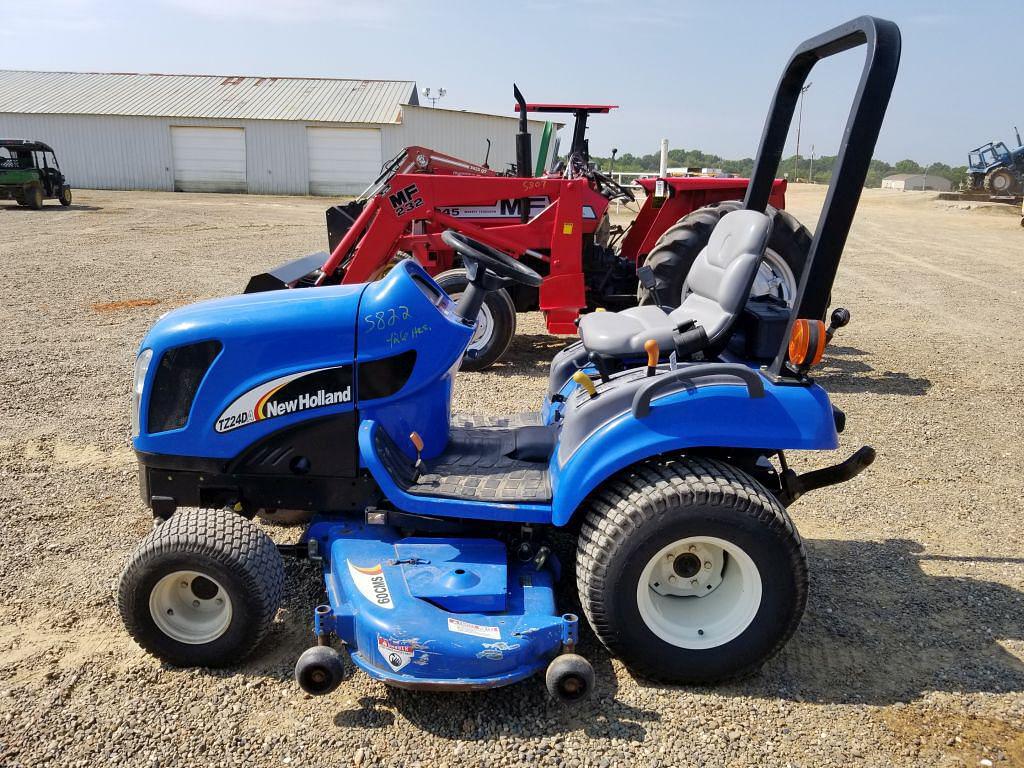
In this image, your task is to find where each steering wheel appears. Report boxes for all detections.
[592,169,636,203]
[441,230,542,287]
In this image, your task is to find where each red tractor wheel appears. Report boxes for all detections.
[639,200,811,310]
[435,268,517,371]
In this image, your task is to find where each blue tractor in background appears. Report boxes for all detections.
[963,127,1024,195]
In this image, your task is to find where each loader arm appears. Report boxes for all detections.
[323,175,593,326]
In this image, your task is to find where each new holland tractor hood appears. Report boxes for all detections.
[135,284,366,460]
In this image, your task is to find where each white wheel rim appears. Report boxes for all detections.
[150,570,233,644]
[637,536,762,650]
[992,175,1009,192]
[447,291,495,355]
[750,248,797,306]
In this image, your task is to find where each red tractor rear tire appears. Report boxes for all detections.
[638,200,811,310]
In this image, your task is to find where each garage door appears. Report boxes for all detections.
[307,127,382,196]
[170,127,247,193]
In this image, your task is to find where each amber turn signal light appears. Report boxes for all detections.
[788,319,827,368]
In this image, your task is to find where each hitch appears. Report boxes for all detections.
[779,446,876,505]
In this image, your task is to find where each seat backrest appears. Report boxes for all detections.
[668,209,772,343]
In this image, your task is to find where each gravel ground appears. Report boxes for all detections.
[0,185,1022,767]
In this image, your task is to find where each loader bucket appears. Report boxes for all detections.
[244,252,328,293]
[326,200,367,255]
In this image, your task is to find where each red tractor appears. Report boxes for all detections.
[248,88,811,369]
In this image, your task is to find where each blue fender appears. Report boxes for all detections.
[548,379,838,526]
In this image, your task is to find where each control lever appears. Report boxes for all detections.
[825,307,850,343]
[572,371,598,399]
[644,339,659,377]
[588,352,611,383]
[636,265,662,307]
[409,432,425,479]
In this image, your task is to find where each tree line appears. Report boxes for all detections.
[593,148,967,188]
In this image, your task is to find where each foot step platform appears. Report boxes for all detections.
[375,422,552,503]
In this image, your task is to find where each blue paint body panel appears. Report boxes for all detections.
[355,263,472,460]
[545,365,838,526]
[135,284,363,458]
[308,519,564,689]
[133,259,471,461]
[396,538,508,613]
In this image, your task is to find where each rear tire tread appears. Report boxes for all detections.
[576,454,807,683]
[639,200,811,308]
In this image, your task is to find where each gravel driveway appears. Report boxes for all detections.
[0,186,1021,767]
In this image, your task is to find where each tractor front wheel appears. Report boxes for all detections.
[435,268,517,371]
[638,200,810,310]
[117,507,285,667]
[59,186,73,206]
[576,455,807,684]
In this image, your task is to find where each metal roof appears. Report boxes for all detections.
[0,70,417,124]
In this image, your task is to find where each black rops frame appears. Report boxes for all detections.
[741,16,901,379]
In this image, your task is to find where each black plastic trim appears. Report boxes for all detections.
[741,16,901,373]
[631,364,766,418]
[147,341,222,433]
[357,350,417,400]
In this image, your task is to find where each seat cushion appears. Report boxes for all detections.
[578,305,677,356]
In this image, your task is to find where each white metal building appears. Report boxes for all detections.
[880,173,952,192]
[0,70,556,196]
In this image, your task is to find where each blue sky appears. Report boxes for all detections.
[1,1,1015,166]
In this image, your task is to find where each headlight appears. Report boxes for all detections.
[131,349,153,438]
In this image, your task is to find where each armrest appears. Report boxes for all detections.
[631,364,765,418]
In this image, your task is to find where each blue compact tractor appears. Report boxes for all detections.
[118,17,900,702]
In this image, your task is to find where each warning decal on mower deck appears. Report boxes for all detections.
[447,617,500,640]
[215,365,352,433]
[348,561,394,609]
[377,635,414,672]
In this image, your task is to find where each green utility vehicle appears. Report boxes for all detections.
[0,140,72,208]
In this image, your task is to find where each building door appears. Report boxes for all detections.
[170,127,247,193]
[306,127,382,196]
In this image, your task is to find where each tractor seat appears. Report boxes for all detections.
[579,209,772,358]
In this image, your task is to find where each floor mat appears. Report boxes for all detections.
[375,424,551,503]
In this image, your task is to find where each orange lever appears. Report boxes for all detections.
[409,432,424,473]
[644,339,659,377]
[572,370,598,398]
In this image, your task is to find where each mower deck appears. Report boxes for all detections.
[309,520,568,690]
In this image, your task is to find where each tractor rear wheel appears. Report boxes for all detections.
[638,200,810,309]
[983,168,1018,195]
[117,507,285,667]
[576,455,807,684]
[435,268,516,371]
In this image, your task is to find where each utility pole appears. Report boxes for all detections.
[793,82,812,179]
[421,87,446,108]
[809,144,815,183]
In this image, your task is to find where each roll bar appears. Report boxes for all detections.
[740,16,901,378]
